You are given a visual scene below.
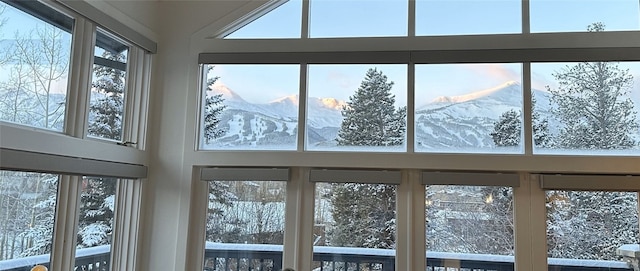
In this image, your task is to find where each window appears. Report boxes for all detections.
[416,0,521,35]
[306,64,407,152]
[313,182,397,270]
[415,63,523,153]
[0,170,59,269]
[532,62,640,155]
[0,1,73,131]
[204,180,287,271]
[200,64,300,150]
[75,177,118,270]
[225,0,302,39]
[309,169,401,271]
[546,190,638,264]
[426,185,514,268]
[88,30,129,141]
[530,0,640,33]
[309,0,407,38]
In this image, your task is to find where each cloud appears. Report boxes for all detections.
[466,64,520,84]
[327,70,356,90]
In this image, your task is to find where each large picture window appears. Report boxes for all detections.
[199,64,300,151]
[547,190,638,267]
[88,30,129,142]
[532,61,640,155]
[0,1,73,131]
[426,185,514,269]
[313,182,397,271]
[415,63,523,153]
[204,180,286,271]
[306,64,407,152]
[0,171,59,269]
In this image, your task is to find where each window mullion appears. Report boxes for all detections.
[111,179,143,270]
[513,174,547,271]
[185,172,209,271]
[283,167,314,270]
[395,169,424,270]
[407,0,415,37]
[122,46,151,149]
[522,0,530,34]
[523,62,533,155]
[65,18,95,139]
[407,62,415,153]
[50,175,83,271]
[297,64,308,151]
[300,0,310,39]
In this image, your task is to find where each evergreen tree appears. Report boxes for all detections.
[328,183,395,249]
[491,109,521,147]
[548,23,638,150]
[491,96,550,148]
[336,68,406,146]
[88,51,126,140]
[80,50,127,248]
[544,23,640,261]
[203,67,227,144]
[329,68,403,249]
[532,96,551,148]
[77,178,116,248]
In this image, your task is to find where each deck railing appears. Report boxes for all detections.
[0,243,633,271]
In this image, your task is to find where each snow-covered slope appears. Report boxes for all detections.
[415,82,551,151]
[204,82,552,150]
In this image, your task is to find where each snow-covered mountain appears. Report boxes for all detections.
[415,82,551,152]
[206,84,347,148]
[204,82,551,150]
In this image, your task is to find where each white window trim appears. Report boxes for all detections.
[0,0,152,270]
[309,168,402,184]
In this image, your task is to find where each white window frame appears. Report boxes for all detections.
[0,0,154,270]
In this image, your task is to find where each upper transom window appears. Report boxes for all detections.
[221,0,640,39]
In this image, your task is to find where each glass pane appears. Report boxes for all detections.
[309,0,407,38]
[531,0,640,33]
[88,30,129,141]
[547,191,638,266]
[0,2,73,131]
[306,64,407,152]
[313,182,396,270]
[426,185,514,269]
[532,62,640,155]
[204,180,286,271]
[416,0,521,35]
[415,63,523,153]
[0,171,59,269]
[75,177,117,270]
[200,64,300,150]
[226,0,302,38]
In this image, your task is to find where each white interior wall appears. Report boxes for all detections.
[142,1,260,270]
[75,1,640,270]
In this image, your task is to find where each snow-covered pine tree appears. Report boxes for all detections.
[328,68,402,249]
[77,178,116,248]
[548,23,638,150]
[491,96,550,148]
[545,23,640,260]
[20,175,58,257]
[78,51,127,248]
[532,96,551,148]
[203,66,227,144]
[336,68,406,147]
[88,51,126,140]
[491,109,521,147]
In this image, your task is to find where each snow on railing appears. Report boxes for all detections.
[0,245,110,271]
[0,243,633,271]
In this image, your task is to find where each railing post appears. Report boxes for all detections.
[617,244,640,271]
